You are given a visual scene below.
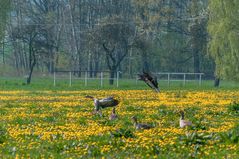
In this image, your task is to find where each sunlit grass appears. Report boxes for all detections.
[1,77,239,90]
[0,90,238,158]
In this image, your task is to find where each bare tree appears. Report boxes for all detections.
[93,16,135,84]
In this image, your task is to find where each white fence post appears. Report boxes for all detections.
[199,74,202,86]
[54,71,204,88]
[53,71,56,86]
[136,75,138,85]
[116,71,119,88]
[167,73,170,86]
[69,71,72,87]
[100,72,103,87]
[183,74,186,86]
[85,71,88,86]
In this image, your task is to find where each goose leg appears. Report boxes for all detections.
[98,109,103,117]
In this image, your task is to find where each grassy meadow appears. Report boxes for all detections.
[1,76,239,90]
[0,89,239,158]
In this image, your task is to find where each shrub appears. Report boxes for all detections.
[110,128,135,138]
[179,131,213,145]
[0,125,8,144]
[217,125,239,144]
[228,102,239,113]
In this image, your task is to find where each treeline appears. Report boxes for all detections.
[1,0,238,85]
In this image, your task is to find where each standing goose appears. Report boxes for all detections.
[131,116,153,130]
[138,72,160,92]
[179,111,192,128]
[109,107,118,120]
[85,96,119,115]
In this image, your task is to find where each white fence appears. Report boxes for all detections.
[53,71,204,87]
[155,72,204,86]
[53,71,121,87]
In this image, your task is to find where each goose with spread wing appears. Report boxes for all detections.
[85,96,119,115]
[138,72,160,92]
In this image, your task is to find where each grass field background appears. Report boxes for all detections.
[0,89,239,158]
[0,77,239,158]
[0,77,239,90]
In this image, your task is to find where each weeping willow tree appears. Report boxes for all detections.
[0,0,11,40]
[208,1,239,85]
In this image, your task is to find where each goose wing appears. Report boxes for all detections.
[99,97,119,108]
[139,123,153,129]
[139,72,160,92]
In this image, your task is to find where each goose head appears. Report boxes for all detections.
[179,110,185,120]
[113,107,116,113]
[131,116,138,124]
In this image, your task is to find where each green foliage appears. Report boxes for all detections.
[217,125,239,144]
[228,102,239,113]
[208,1,239,80]
[110,128,135,138]
[0,77,239,91]
[179,131,213,145]
[55,52,71,70]
[190,120,207,131]
[0,124,8,144]
[0,0,11,40]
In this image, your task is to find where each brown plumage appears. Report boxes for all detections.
[131,116,153,130]
[138,72,160,92]
[85,95,119,112]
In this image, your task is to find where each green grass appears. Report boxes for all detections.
[0,90,238,158]
[0,77,239,90]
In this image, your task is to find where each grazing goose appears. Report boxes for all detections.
[138,72,160,92]
[109,107,118,120]
[179,111,192,128]
[131,116,153,130]
[85,96,119,115]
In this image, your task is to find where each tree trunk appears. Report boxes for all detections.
[26,60,36,84]
[26,38,36,85]
[89,52,93,78]
[193,50,200,73]
[23,43,28,71]
[93,49,100,78]
[89,61,93,78]
[142,51,150,72]
[193,50,200,79]
[94,58,99,78]
[49,53,54,74]
[109,68,116,85]
[2,39,5,64]
[77,55,81,77]
[102,43,127,85]
[214,77,220,87]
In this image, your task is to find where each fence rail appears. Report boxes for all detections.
[53,71,204,87]
[155,72,204,86]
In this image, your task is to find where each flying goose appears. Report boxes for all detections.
[138,72,160,92]
[131,116,153,130]
[179,111,192,128]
